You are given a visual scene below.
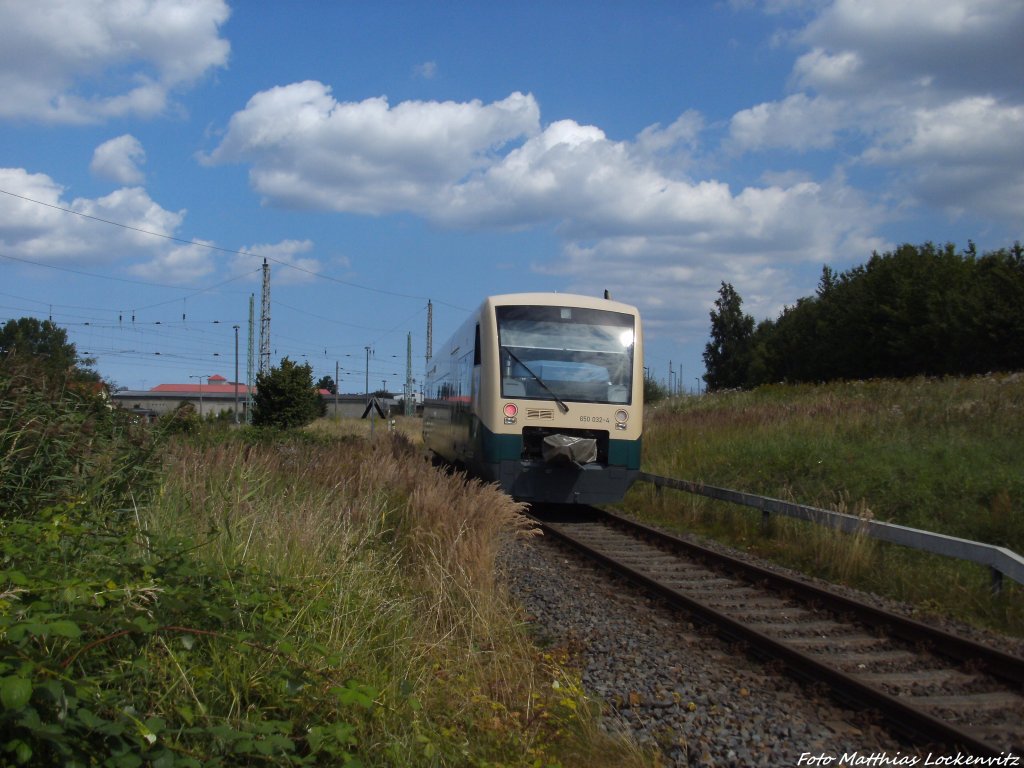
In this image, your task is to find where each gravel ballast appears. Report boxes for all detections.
[499,530,915,767]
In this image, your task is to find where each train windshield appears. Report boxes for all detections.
[497,305,635,405]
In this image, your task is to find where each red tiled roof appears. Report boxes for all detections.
[150,383,250,393]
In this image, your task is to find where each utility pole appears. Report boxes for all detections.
[334,360,340,420]
[189,375,204,418]
[233,324,240,424]
[405,332,414,416]
[364,346,373,404]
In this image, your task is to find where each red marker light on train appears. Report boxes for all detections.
[503,403,518,418]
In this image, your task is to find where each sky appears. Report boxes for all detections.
[1,0,1021,396]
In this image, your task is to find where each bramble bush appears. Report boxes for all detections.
[1,501,381,766]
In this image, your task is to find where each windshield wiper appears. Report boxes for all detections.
[502,347,569,413]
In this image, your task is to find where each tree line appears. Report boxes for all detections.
[703,241,1024,390]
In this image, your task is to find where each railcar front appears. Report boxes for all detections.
[476,293,643,504]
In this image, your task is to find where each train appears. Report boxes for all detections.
[423,292,643,505]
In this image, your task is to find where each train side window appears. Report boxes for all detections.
[473,324,481,366]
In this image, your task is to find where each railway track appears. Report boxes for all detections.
[528,506,1024,756]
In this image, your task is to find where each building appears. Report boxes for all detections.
[111,374,251,421]
[111,375,402,421]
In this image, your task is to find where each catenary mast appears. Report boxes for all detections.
[259,259,271,375]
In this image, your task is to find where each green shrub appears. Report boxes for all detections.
[0,356,157,520]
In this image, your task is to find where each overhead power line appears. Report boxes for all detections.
[1,188,451,387]
[1,252,260,313]
[0,187,466,309]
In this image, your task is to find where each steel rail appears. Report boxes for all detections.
[599,508,1024,688]
[530,508,1021,756]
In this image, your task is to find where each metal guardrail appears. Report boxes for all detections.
[638,472,1024,591]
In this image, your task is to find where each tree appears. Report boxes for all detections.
[702,282,755,391]
[0,317,99,389]
[643,371,668,404]
[731,240,1024,384]
[315,375,337,394]
[252,357,325,429]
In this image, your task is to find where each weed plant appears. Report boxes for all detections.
[628,375,1024,634]
[2,360,645,767]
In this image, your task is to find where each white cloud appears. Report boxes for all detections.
[413,61,438,79]
[794,0,1024,100]
[0,167,234,285]
[634,111,703,157]
[728,94,844,152]
[866,97,1024,165]
[205,83,879,255]
[232,239,321,285]
[440,119,878,257]
[0,167,327,286]
[728,0,1024,229]
[791,47,864,96]
[90,135,147,184]
[203,83,888,344]
[864,97,1024,220]
[203,82,541,214]
[0,168,185,263]
[535,175,887,343]
[0,0,230,123]
[126,240,216,283]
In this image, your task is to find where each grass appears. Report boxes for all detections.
[2,356,649,767]
[625,374,1024,635]
[305,412,424,444]
[144,428,650,766]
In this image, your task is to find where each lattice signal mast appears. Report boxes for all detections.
[404,332,414,416]
[425,300,433,365]
[259,258,271,375]
[246,293,255,424]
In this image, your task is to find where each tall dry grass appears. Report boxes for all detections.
[147,429,648,765]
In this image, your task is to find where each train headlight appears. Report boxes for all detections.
[615,409,629,430]
[503,403,518,424]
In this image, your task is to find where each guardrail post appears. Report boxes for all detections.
[761,509,771,534]
[991,567,1003,596]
